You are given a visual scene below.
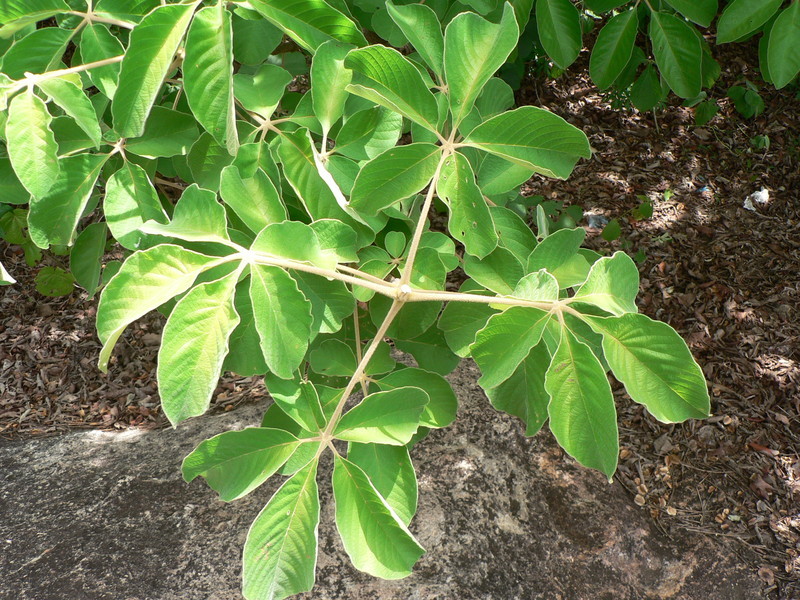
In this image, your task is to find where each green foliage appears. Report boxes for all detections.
[0,2,712,599]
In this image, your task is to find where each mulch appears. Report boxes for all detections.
[2,36,799,599]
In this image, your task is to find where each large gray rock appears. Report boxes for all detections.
[0,363,761,600]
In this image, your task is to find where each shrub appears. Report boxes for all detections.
[0,1,710,598]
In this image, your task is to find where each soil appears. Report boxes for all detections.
[1,35,799,600]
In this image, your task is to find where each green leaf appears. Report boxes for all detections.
[767,3,800,89]
[96,244,219,371]
[385,0,444,79]
[184,5,238,155]
[589,8,638,90]
[243,460,319,600]
[485,342,550,436]
[345,45,440,132]
[716,0,782,44]
[311,40,353,137]
[34,265,74,297]
[438,287,497,357]
[277,129,375,245]
[573,251,639,316]
[584,0,629,12]
[234,64,293,118]
[224,282,269,376]
[112,3,197,138]
[444,4,518,126]
[545,327,618,479]
[649,11,702,98]
[332,455,425,578]
[536,0,582,69]
[142,184,229,243]
[220,166,286,234]
[27,153,107,248]
[350,143,441,215]
[232,11,283,66]
[663,0,717,27]
[436,152,497,258]
[463,246,523,295]
[348,443,417,526]
[0,27,71,79]
[187,132,235,191]
[471,305,553,389]
[630,65,663,112]
[158,270,241,425]
[37,78,102,147]
[292,271,355,337]
[104,162,168,250]
[182,427,300,501]
[526,227,586,288]
[0,157,28,204]
[78,24,124,99]
[464,106,591,179]
[490,206,537,262]
[248,0,366,52]
[393,328,461,377]
[70,222,107,296]
[250,264,313,379]
[375,367,458,428]
[270,379,327,432]
[125,106,200,158]
[308,338,358,377]
[333,106,403,161]
[251,220,335,271]
[6,91,59,199]
[587,313,710,422]
[0,0,69,33]
[334,387,428,445]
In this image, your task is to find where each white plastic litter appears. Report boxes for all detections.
[744,187,769,211]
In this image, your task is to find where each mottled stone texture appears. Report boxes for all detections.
[0,362,761,600]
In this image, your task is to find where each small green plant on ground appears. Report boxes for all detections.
[0,1,710,599]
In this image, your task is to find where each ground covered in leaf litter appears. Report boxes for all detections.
[1,41,798,600]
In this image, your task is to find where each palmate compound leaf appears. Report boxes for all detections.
[545,327,619,479]
[5,90,59,199]
[158,270,241,425]
[243,460,320,600]
[334,387,429,446]
[183,4,238,155]
[182,427,301,501]
[443,3,518,127]
[350,143,442,215]
[247,0,366,53]
[112,2,197,138]
[586,313,711,423]
[96,244,221,371]
[332,455,425,579]
[249,264,313,380]
[464,106,591,179]
[572,251,639,316]
[348,443,417,526]
[436,151,498,259]
[344,45,440,132]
